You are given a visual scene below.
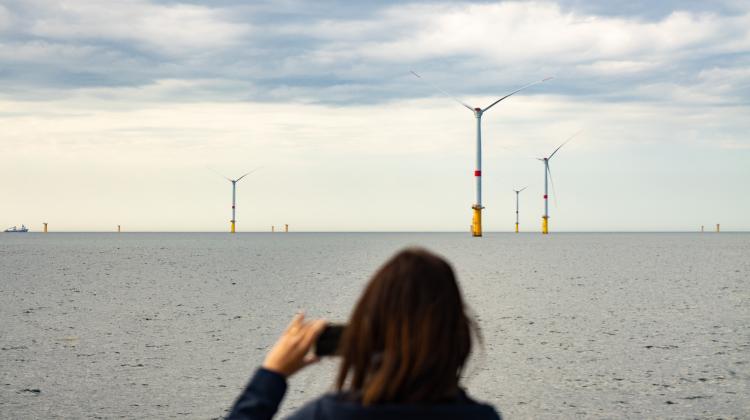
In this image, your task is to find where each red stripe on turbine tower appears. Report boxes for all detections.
[544,195,548,199]
[474,170,481,177]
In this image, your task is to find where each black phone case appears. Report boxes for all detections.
[315,324,345,356]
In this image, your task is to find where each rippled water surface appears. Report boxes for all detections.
[1,232,749,419]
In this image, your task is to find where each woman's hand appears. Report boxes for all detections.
[262,313,327,378]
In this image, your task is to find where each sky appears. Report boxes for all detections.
[0,0,749,232]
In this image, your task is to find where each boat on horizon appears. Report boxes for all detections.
[4,225,29,233]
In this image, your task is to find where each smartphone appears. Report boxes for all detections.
[315,324,346,357]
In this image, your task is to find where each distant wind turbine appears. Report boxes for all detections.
[211,168,258,233]
[513,186,527,233]
[411,71,552,237]
[538,131,580,234]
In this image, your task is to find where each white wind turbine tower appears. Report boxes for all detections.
[538,131,580,234]
[411,71,552,237]
[211,168,258,233]
[513,186,527,233]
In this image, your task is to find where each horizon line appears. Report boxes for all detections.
[3,230,746,234]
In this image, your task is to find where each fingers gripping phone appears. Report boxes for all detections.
[315,324,345,357]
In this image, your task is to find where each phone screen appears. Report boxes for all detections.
[315,324,345,357]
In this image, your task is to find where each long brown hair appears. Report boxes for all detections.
[335,248,476,405]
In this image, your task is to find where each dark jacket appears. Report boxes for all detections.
[227,368,502,420]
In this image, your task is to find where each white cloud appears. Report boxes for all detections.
[295,2,750,75]
[697,66,750,91]
[24,0,250,54]
[3,0,749,106]
[0,5,11,31]
[1,86,748,231]
[2,78,747,161]
[577,59,659,75]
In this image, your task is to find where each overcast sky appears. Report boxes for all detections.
[1,0,748,232]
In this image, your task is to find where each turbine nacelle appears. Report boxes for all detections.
[208,167,259,183]
[410,70,552,117]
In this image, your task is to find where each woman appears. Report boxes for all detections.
[228,248,501,419]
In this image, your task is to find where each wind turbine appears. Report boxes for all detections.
[513,186,527,233]
[538,132,579,234]
[411,71,552,237]
[211,168,257,233]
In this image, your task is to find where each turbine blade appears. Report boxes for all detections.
[410,71,474,111]
[519,186,528,193]
[548,130,582,160]
[207,166,231,181]
[236,168,260,182]
[547,165,558,207]
[481,76,554,113]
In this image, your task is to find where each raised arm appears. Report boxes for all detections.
[227,313,326,420]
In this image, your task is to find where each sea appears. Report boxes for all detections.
[1,232,748,419]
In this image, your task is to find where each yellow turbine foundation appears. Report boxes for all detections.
[542,216,549,234]
[43,223,48,233]
[231,221,236,233]
[471,206,482,237]
[515,223,519,233]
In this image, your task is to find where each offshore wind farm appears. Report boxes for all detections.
[411,70,552,237]
[1,1,749,420]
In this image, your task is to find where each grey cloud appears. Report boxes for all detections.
[0,5,11,31]
[556,0,750,20]
[0,0,748,108]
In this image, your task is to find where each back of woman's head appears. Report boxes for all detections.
[336,248,475,405]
